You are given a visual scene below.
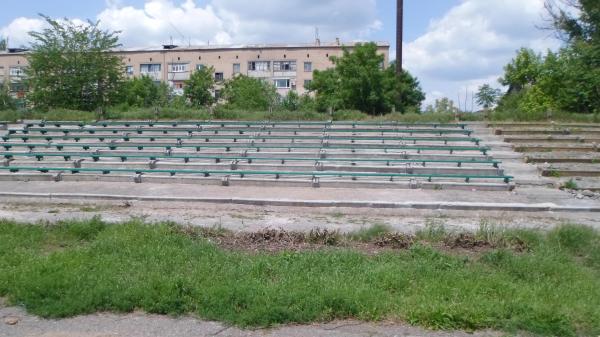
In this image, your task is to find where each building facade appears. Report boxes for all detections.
[0,41,389,99]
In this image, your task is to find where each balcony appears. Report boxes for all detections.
[167,72,190,81]
[247,70,272,78]
[140,71,162,81]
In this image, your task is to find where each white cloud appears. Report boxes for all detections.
[1,0,381,48]
[212,0,380,43]
[0,17,45,47]
[405,0,561,107]
[97,0,230,46]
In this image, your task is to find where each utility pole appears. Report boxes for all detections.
[396,0,403,75]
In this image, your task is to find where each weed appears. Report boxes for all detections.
[563,179,579,190]
[546,170,562,178]
[374,233,414,249]
[347,224,391,242]
[416,218,448,242]
[308,228,341,246]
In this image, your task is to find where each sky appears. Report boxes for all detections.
[0,0,561,107]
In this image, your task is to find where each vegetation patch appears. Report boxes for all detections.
[0,219,599,336]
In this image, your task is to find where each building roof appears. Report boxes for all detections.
[0,41,390,56]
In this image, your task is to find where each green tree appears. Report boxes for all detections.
[543,0,600,113]
[499,48,542,93]
[0,38,6,51]
[221,75,277,111]
[475,84,502,109]
[424,98,459,114]
[184,66,215,107]
[281,90,300,111]
[26,15,124,112]
[309,43,425,114]
[385,62,425,113]
[333,43,388,114]
[0,81,15,110]
[307,68,343,112]
[122,76,169,108]
[544,0,600,43]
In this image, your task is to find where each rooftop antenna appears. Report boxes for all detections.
[145,11,185,45]
[315,27,321,46]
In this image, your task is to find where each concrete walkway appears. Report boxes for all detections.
[0,305,502,337]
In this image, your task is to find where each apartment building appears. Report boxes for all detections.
[0,41,389,97]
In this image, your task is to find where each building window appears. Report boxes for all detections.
[233,63,241,75]
[215,72,224,82]
[274,79,291,88]
[169,63,188,73]
[273,61,296,72]
[140,64,161,73]
[9,67,25,77]
[304,62,312,72]
[248,61,270,71]
[214,90,221,100]
[125,66,134,75]
[304,79,312,89]
[196,64,205,71]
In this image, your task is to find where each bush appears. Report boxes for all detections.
[221,76,278,111]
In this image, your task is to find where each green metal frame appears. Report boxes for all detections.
[0,166,513,183]
[1,152,501,168]
[27,120,468,129]
[14,127,473,136]
[3,134,481,145]
[0,142,490,154]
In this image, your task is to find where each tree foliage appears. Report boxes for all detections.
[308,43,424,115]
[499,48,542,93]
[0,81,15,110]
[221,75,278,110]
[0,38,6,51]
[423,98,459,114]
[497,1,600,115]
[475,84,502,109]
[26,15,124,111]
[385,62,426,114]
[184,66,215,107]
[121,76,169,108]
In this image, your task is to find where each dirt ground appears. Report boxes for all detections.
[1,197,598,233]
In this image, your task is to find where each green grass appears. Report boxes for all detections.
[0,219,599,336]
[347,224,392,242]
[563,179,579,190]
[0,108,465,123]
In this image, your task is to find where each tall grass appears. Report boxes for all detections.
[1,108,467,123]
[0,219,599,336]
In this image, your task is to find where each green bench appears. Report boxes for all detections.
[3,134,481,145]
[0,142,490,155]
[1,152,501,168]
[0,166,513,183]
[16,127,474,136]
[29,120,468,129]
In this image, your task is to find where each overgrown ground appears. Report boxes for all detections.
[0,108,462,123]
[2,107,599,123]
[1,219,599,336]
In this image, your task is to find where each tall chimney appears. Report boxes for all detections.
[396,0,403,75]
